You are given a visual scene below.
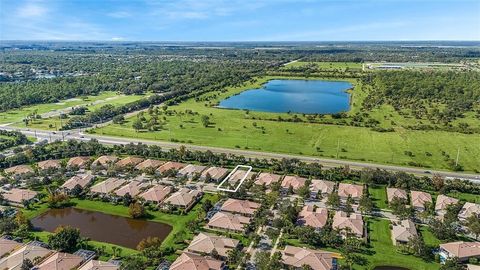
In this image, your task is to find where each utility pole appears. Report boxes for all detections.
[336,139,340,159]
[455,147,460,166]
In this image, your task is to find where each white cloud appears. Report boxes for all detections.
[16,1,48,18]
[107,11,131,18]
[111,37,125,41]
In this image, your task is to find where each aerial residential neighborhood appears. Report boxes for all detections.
[0,0,479,269]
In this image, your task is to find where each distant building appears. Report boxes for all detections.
[200,167,229,182]
[138,185,173,204]
[37,159,62,171]
[410,191,433,212]
[207,212,250,233]
[332,211,364,238]
[281,245,336,270]
[187,232,239,258]
[297,205,328,231]
[220,198,260,217]
[386,188,408,203]
[391,220,417,246]
[439,241,480,263]
[281,176,307,192]
[169,252,224,270]
[61,174,95,191]
[4,165,34,177]
[2,188,38,206]
[458,202,480,221]
[35,252,83,270]
[435,195,459,217]
[177,164,207,180]
[310,179,335,198]
[91,156,119,169]
[67,156,91,169]
[164,188,202,211]
[115,157,144,169]
[156,162,186,174]
[90,178,127,195]
[135,159,164,171]
[338,183,363,202]
[254,172,283,186]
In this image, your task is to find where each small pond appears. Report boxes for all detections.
[32,207,172,249]
[218,79,353,114]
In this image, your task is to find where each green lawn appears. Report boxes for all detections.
[369,185,388,210]
[93,76,480,172]
[13,93,149,131]
[364,218,439,270]
[0,91,121,125]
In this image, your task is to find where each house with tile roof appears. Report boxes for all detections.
[338,183,363,202]
[67,156,91,169]
[281,176,307,192]
[332,211,364,238]
[200,167,229,182]
[138,185,173,204]
[458,202,480,221]
[220,198,260,217]
[254,172,283,186]
[410,191,433,212]
[391,219,417,245]
[386,187,408,203]
[35,252,83,270]
[169,252,224,270]
[187,232,239,258]
[297,205,329,231]
[207,212,251,233]
[281,245,336,270]
[164,188,202,211]
[90,178,126,195]
[439,241,480,263]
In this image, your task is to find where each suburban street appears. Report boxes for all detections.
[1,125,479,183]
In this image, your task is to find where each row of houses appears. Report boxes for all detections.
[0,238,118,270]
[206,198,260,233]
[387,187,480,220]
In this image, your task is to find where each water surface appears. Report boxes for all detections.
[32,207,172,249]
[219,79,353,114]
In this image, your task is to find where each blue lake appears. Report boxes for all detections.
[218,79,353,114]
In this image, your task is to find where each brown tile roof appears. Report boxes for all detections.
[310,180,335,194]
[67,156,91,168]
[458,202,480,220]
[134,159,164,171]
[332,211,364,237]
[201,167,229,181]
[61,174,94,190]
[78,260,119,270]
[36,252,83,270]
[338,183,363,199]
[187,232,239,258]
[156,161,186,174]
[410,191,433,209]
[281,245,334,270]
[392,219,417,243]
[114,181,149,197]
[4,165,33,176]
[254,172,282,186]
[177,164,207,178]
[170,252,223,270]
[440,241,480,259]
[207,212,250,233]
[92,156,119,168]
[90,178,126,194]
[281,176,307,191]
[115,157,144,168]
[37,159,62,170]
[0,238,22,258]
[0,243,52,269]
[435,195,459,212]
[164,188,201,207]
[220,198,260,216]
[138,185,173,203]
[386,188,408,203]
[2,188,38,204]
[227,169,255,184]
[297,205,328,230]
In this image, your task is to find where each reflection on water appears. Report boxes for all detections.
[32,207,172,249]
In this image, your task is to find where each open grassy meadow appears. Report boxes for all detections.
[15,93,149,131]
[93,76,480,172]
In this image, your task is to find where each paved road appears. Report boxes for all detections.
[1,125,479,183]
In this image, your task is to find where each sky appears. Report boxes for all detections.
[1,0,479,41]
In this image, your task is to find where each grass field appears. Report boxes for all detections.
[369,185,388,210]
[11,93,148,130]
[93,76,480,172]
[284,61,363,71]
